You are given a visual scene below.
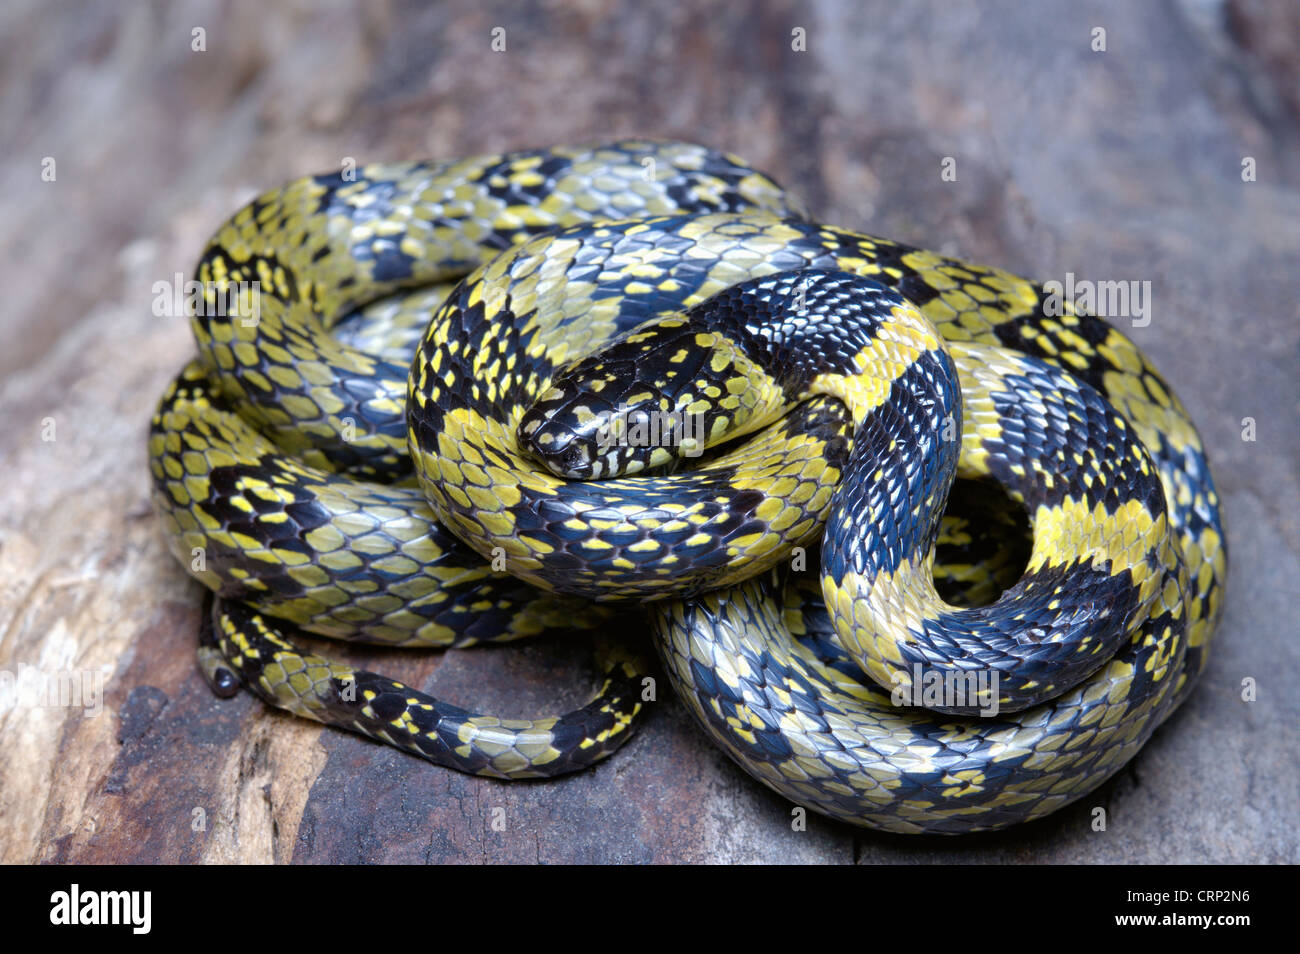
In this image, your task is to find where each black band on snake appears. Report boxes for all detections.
[149,140,1226,832]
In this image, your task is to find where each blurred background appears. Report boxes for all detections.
[0,0,1296,863]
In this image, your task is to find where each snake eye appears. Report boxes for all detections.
[552,443,592,479]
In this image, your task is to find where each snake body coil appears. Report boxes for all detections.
[149,141,1226,832]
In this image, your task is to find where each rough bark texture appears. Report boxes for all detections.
[1,0,1296,863]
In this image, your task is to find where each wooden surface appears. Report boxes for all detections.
[2,0,1298,864]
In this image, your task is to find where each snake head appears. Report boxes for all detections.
[520,310,793,481]
[518,318,738,481]
[518,360,689,481]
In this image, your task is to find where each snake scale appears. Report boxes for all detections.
[149,141,1226,833]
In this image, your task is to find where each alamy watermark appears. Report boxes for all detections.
[594,405,707,458]
[0,667,105,718]
[891,664,999,716]
[49,884,150,934]
[1043,271,1152,328]
[152,273,262,326]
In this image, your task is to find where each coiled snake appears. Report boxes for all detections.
[149,141,1226,834]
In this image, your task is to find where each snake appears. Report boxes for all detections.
[148,140,1226,833]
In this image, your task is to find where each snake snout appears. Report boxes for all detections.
[518,357,679,481]
[518,412,597,480]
